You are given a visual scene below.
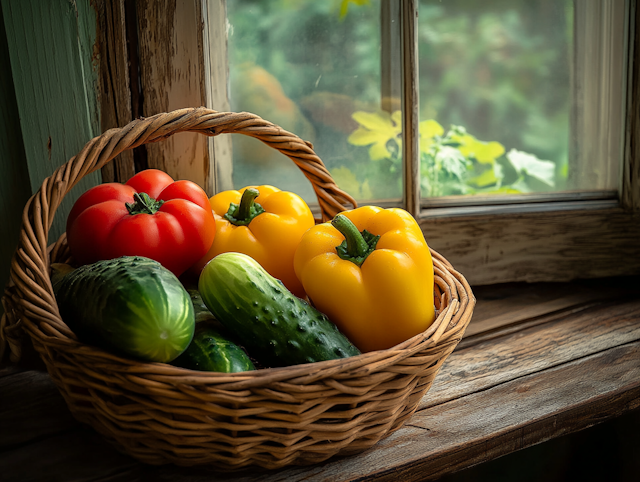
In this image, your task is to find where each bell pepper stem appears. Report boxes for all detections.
[224,188,265,226]
[332,214,380,267]
[237,188,260,220]
[332,215,368,258]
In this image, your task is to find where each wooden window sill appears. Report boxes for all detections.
[1,276,639,481]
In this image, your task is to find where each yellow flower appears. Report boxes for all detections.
[348,110,402,161]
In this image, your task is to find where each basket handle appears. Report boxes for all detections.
[0,108,358,364]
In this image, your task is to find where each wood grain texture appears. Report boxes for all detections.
[420,296,640,410]
[201,0,232,195]
[1,0,102,243]
[136,0,209,189]
[0,426,137,482]
[0,4,30,318]
[96,0,135,183]
[421,207,640,285]
[364,343,640,482]
[464,278,636,338]
[401,0,420,217]
[0,368,78,450]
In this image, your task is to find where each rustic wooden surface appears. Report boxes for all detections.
[1,0,102,243]
[96,0,136,184]
[421,207,640,286]
[0,3,31,317]
[1,276,638,481]
[136,0,210,190]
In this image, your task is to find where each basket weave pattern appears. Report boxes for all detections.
[1,108,475,469]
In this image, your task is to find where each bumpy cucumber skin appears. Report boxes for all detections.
[198,252,361,367]
[172,323,256,372]
[53,256,195,363]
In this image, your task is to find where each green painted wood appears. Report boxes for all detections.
[1,0,102,245]
[0,4,31,317]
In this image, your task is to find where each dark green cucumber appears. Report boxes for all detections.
[198,252,361,367]
[187,288,219,324]
[172,323,256,372]
[52,256,195,363]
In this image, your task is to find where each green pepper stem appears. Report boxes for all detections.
[224,188,265,226]
[332,215,369,258]
[237,188,260,221]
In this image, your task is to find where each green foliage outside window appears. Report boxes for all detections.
[341,110,556,198]
[227,0,571,202]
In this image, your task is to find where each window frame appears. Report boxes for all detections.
[103,0,640,286]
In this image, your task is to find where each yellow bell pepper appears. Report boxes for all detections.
[190,185,314,298]
[293,205,435,352]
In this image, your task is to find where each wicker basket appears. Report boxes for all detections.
[0,107,475,470]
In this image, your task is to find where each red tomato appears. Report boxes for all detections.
[66,169,216,276]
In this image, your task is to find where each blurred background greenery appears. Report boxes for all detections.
[227,0,572,203]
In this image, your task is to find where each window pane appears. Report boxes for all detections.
[417,0,625,200]
[227,0,401,204]
[416,0,574,198]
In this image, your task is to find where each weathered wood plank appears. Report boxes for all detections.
[423,208,640,286]
[465,280,619,338]
[0,3,31,318]
[355,343,640,482]
[136,0,209,190]
[0,425,137,482]
[421,297,640,410]
[0,369,78,450]
[96,0,135,183]
[0,365,19,379]
[201,0,232,195]
[1,0,103,243]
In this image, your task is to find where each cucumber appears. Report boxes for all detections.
[198,252,361,367]
[52,256,195,363]
[187,288,219,324]
[172,323,256,372]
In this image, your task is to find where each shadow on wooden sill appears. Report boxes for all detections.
[437,407,640,482]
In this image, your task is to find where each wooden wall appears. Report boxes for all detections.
[1,0,104,314]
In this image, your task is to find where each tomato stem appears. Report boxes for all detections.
[224,188,265,226]
[332,214,380,267]
[126,192,165,215]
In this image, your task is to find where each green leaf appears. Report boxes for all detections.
[506,149,555,187]
[420,119,444,139]
[459,138,505,164]
[436,146,468,180]
[469,165,500,187]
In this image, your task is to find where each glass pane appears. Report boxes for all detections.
[227,0,401,204]
[417,0,597,199]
